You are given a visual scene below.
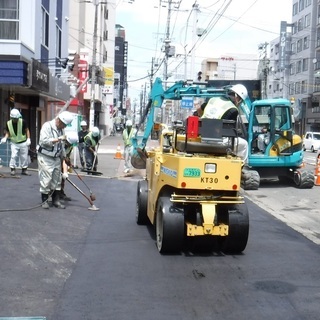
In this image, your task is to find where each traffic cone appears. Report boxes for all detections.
[314,158,320,186]
[114,144,123,160]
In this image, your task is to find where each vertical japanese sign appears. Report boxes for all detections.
[78,60,88,93]
[279,21,287,70]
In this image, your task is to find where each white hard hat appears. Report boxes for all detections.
[126,119,132,126]
[92,126,100,137]
[58,111,73,125]
[230,84,248,101]
[80,120,87,126]
[66,131,79,144]
[10,109,21,119]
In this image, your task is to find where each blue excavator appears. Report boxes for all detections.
[131,77,314,190]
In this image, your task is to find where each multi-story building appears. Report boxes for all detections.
[0,0,70,148]
[68,0,116,135]
[0,0,117,161]
[268,0,320,135]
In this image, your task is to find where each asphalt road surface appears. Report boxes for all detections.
[0,170,319,319]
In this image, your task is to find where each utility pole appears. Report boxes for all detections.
[161,0,173,124]
[150,57,154,88]
[190,2,199,80]
[163,0,172,88]
[259,42,269,99]
[89,0,99,130]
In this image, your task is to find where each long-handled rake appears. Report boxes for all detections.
[71,165,96,201]
[66,177,100,211]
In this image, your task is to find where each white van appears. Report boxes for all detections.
[303,132,320,152]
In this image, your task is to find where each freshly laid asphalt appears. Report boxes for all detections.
[1,134,320,320]
[0,133,147,318]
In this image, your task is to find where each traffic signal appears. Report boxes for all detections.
[197,71,202,81]
[67,49,76,71]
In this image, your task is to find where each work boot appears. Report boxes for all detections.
[41,193,49,209]
[52,190,66,209]
[10,168,15,176]
[21,168,31,176]
[60,191,72,201]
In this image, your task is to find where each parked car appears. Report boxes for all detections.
[303,132,320,152]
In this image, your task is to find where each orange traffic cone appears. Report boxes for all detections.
[314,158,320,186]
[114,144,123,160]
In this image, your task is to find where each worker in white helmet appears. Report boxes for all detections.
[83,126,100,173]
[201,84,249,161]
[0,108,31,176]
[36,111,74,209]
[77,120,88,168]
[122,119,135,173]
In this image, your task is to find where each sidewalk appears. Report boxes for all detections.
[0,132,157,180]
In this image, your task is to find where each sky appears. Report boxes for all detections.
[115,0,293,101]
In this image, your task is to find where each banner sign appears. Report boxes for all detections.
[279,21,287,70]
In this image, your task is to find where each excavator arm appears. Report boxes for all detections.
[130,77,242,169]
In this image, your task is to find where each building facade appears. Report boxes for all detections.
[268,0,320,136]
[68,0,116,135]
[0,0,70,148]
[0,0,117,150]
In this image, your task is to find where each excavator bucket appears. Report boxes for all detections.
[131,147,148,169]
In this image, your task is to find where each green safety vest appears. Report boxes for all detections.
[202,96,238,119]
[123,128,134,146]
[84,132,97,147]
[7,119,26,143]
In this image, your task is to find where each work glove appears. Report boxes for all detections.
[26,138,31,146]
[58,135,66,141]
[62,172,69,180]
[0,137,7,144]
[93,151,97,156]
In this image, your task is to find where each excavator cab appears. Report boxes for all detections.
[242,99,314,189]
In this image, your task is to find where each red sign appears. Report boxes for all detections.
[78,60,88,93]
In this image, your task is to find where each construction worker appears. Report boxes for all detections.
[122,119,135,173]
[37,111,74,209]
[61,131,79,201]
[202,84,249,161]
[257,126,270,152]
[84,126,100,172]
[193,101,207,117]
[78,120,88,168]
[202,96,238,121]
[0,108,31,176]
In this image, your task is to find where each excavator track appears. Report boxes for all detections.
[293,168,314,189]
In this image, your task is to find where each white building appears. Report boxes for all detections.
[268,0,320,135]
[68,0,116,135]
[0,0,71,147]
